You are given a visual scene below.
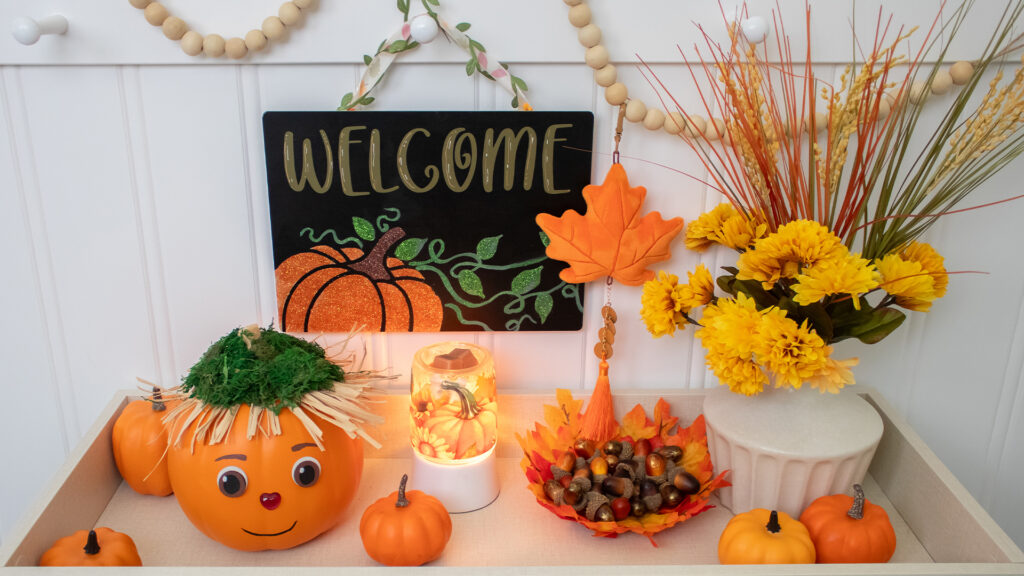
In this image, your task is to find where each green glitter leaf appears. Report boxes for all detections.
[465,58,476,76]
[458,269,485,298]
[363,54,373,66]
[180,326,343,413]
[476,235,501,260]
[539,230,550,247]
[456,22,471,32]
[353,217,376,241]
[395,238,426,261]
[511,266,542,295]
[535,293,554,324]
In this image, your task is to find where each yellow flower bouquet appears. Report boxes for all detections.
[641,1,1024,396]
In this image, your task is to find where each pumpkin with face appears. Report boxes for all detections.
[162,325,384,552]
[167,404,364,551]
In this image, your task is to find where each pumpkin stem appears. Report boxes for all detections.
[83,530,100,555]
[151,386,166,412]
[848,483,865,520]
[766,510,782,534]
[347,226,406,281]
[440,381,481,419]
[396,474,411,508]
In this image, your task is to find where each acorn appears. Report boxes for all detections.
[564,481,583,506]
[631,499,646,517]
[590,456,609,476]
[573,438,595,459]
[602,440,622,456]
[660,484,683,508]
[570,475,592,493]
[610,497,631,521]
[544,479,565,503]
[639,478,659,499]
[613,462,636,481]
[593,504,615,523]
[646,453,666,477]
[550,464,571,481]
[605,453,620,469]
[556,451,575,473]
[558,474,572,489]
[657,445,683,463]
[672,470,701,496]
[601,476,629,497]
[635,438,652,457]
[574,456,588,471]
[573,467,592,481]
[640,479,662,511]
[584,492,610,521]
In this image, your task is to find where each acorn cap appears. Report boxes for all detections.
[570,476,592,493]
[642,493,663,512]
[620,441,634,461]
[550,465,571,481]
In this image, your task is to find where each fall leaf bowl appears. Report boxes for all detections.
[516,390,729,546]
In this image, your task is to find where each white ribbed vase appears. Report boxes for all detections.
[703,385,883,519]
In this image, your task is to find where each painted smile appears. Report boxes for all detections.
[242,521,297,537]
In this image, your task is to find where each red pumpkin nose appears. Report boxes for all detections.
[260,492,281,510]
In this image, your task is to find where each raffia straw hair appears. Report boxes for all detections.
[162,325,393,452]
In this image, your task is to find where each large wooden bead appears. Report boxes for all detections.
[564,0,584,5]
[876,97,891,120]
[706,118,727,141]
[245,29,268,52]
[162,16,187,40]
[225,37,248,59]
[909,80,928,105]
[643,108,666,131]
[180,31,204,56]
[605,82,628,106]
[568,3,591,28]
[585,45,609,69]
[594,64,617,87]
[279,2,303,26]
[685,115,707,138]
[950,60,973,85]
[294,0,315,8]
[664,111,684,134]
[930,70,953,95]
[143,2,169,26]
[262,16,286,40]
[578,24,602,48]
[203,34,226,57]
[129,0,153,9]
[624,99,647,123]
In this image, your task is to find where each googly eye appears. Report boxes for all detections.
[292,456,321,487]
[217,466,248,497]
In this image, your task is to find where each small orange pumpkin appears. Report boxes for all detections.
[425,381,497,459]
[111,387,179,496]
[276,226,443,332]
[39,528,142,566]
[360,474,452,566]
[800,484,897,563]
[718,509,816,564]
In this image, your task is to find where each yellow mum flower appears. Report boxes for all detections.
[792,252,880,309]
[807,354,858,394]
[641,271,687,337]
[679,264,715,311]
[685,204,766,252]
[900,242,948,298]
[754,313,829,389]
[875,253,937,312]
[706,351,769,396]
[737,220,846,289]
[685,204,735,252]
[697,293,763,359]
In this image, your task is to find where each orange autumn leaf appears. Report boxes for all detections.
[619,404,656,441]
[536,163,684,286]
[652,398,679,438]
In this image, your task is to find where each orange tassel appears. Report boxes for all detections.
[580,360,617,445]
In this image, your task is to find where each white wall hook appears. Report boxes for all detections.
[11,14,68,46]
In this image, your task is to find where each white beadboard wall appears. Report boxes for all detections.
[2,0,1023,551]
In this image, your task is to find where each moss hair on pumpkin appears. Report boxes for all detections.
[163,325,390,452]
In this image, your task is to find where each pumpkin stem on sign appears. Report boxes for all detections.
[83,530,100,555]
[440,381,481,419]
[766,510,782,534]
[348,226,407,281]
[848,483,865,520]
[396,474,411,508]
[151,386,167,412]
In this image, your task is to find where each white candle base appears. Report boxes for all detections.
[411,448,500,513]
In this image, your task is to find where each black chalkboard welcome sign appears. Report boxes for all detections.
[263,111,593,332]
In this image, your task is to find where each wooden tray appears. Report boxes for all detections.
[2,388,1022,574]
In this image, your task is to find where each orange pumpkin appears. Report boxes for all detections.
[425,381,497,459]
[360,474,452,566]
[800,484,897,563]
[39,528,142,566]
[167,404,364,551]
[718,509,816,564]
[276,226,443,332]
[111,388,179,496]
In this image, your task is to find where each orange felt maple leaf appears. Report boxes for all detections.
[536,163,684,286]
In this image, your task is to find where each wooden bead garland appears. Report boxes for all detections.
[131,0,314,58]
[564,0,983,142]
